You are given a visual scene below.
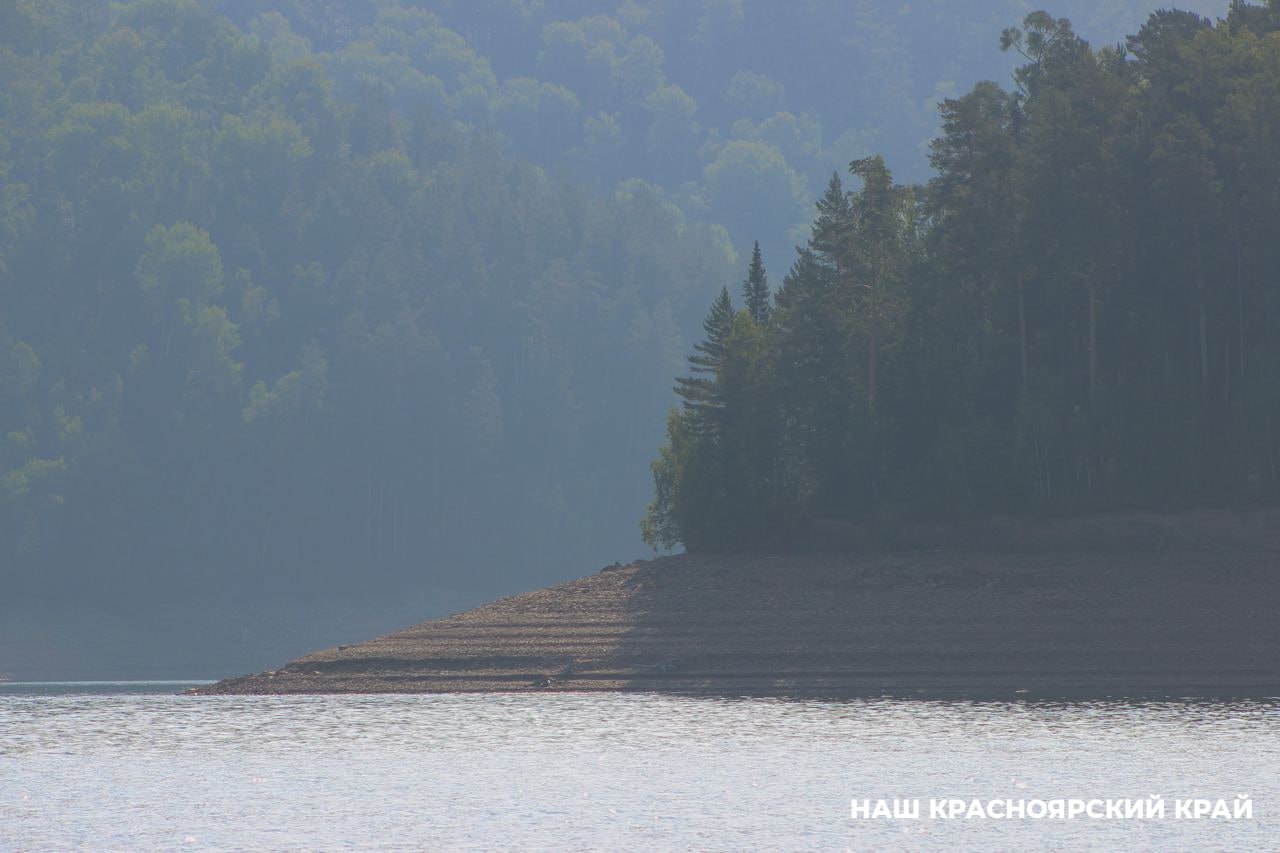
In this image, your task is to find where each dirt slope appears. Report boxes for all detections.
[196,510,1280,698]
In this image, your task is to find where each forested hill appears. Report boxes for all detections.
[644,5,1280,551]
[207,0,1224,267]
[0,0,1258,676]
[0,0,742,675]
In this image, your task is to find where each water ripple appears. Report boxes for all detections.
[1,687,1277,850]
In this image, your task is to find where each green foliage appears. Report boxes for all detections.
[649,259,784,549]
[674,286,734,437]
[132,1,1233,284]
[647,4,1280,550]
[641,408,694,550]
[742,242,769,325]
[136,222,225,316]
[0,340,40,397]
[702,139,808,252]
[726,71,785,119]
[0,0,741,599]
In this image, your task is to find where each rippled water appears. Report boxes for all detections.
[2,684,1277,850]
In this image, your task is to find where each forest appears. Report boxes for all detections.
[0,0,1267,672]
[1,0,759,622]
[645,3,1280,550]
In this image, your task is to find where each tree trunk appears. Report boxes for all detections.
[868,281,878,413]
[1196,223,1208,402]
[867,254,880,508]
[1237,233,1246,383]
[1224,338,1231,406]
[1088,274,1097,408]
[1199,302,1209,402]
[1270,412,1277,486]
[1018,269,1029,393]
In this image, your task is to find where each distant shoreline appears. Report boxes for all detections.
[195,508,1280,698]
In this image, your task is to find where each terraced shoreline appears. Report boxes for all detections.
[194,510,1280,697]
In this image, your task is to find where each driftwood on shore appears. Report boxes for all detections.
[195,509,1280,698]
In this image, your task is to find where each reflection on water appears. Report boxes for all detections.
[1,685,1277,850]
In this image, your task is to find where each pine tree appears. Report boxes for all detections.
[810,172,852,271]
[848,155,900,414]
[674,287,735,435]
[742,242,770,325]
[771,248,854,512]
[643,9,1280,549]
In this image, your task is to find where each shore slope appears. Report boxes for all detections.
[196,510,1280,697]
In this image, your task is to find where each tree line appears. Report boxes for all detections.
[644,5,1280,550]
[186,0,1227,276]
[0,0,739,609]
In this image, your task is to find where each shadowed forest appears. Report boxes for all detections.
[0,0,1266,675]
[645,4,1280,549]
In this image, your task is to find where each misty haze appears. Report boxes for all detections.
[3,1,1279,849]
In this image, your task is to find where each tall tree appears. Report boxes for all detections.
[645,7,1280,550]
[847,155,902,416]
[674,287,735,436]
[929,81,1025,393]
[809,172,852,273]
[1148,113,1221,404]
[742,241,770,325]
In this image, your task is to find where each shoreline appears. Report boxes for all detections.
[194,508,1280,698]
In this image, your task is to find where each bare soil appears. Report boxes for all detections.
[194,509,1280,698]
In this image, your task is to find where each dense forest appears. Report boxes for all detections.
[0,0,1259,673]
[207,0,1224,266]
[645,3,1280,550]
[0,0,744,665]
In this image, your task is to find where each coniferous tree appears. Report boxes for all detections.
[848,155,905,417]
[742,242,770,325]
[772,248,856,515]
[810,172,852,273]
[674,286,735,436]
[645,6,1280,551]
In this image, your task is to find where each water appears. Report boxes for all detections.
[2,684,1277,850]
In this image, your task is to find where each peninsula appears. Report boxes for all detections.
[196,509,1280,697]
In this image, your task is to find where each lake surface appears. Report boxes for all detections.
[2,684,1278,850]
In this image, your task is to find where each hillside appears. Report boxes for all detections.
[5,0,1275,681]
[197,509,1280,697]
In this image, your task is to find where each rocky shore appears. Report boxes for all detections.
[194,509,1280,698]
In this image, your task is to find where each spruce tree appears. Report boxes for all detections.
[810,172,853,272]
[674,287,735,435]
[644,9,1280,549]
[742,242,770,325]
